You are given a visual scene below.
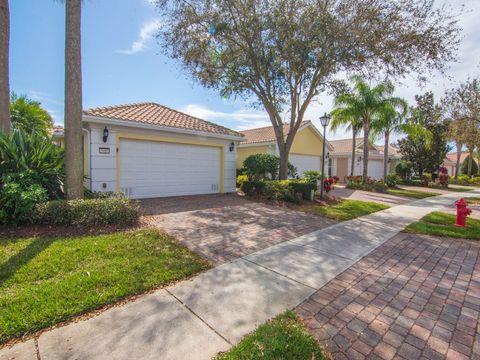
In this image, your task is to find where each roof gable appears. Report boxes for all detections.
[83,102,242,137]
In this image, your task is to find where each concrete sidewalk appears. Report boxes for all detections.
[2,190,477,360]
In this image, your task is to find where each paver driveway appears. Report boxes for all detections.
[296,233,480,360]
[141,194,337,265]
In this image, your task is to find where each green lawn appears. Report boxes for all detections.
[387,188,441,199]
[0,229,209,343]
[465,197,480,205]
[404,211,480,240]
[299,199,389,221]
[446,187,474,192]
[216,311,327,360]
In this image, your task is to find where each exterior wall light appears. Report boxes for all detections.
[229,142,235,152]
[103,127,109,143]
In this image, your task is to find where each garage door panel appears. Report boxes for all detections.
[289,154,321,178]
[119,139,221,199]
[367,160,384,180]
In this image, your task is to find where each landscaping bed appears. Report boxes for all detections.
[404,211,480,239]
[0,229,209,344]
[216,311,328,360]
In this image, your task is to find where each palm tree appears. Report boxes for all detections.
[373,100,408,181]
[333,76,400,184]
[330,109,362,177]
[65,0,84,199]
[448,119,465,178]
[0,0,11,134]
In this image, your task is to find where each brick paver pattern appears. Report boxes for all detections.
[296,233,480,360]
[141,194,336,265]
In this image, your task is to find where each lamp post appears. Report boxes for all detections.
[319,113,331,200]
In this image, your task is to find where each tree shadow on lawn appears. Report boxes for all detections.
[0,236,56,287]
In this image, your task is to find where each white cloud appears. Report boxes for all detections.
[117,19,160,55]
[181,104,271,130]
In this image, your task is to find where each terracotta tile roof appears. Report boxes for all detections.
[329,138,364,153]
[240,121,311,144]
[330,138,400,157]
[445,152,469,164]
[49,125,65,137]
[83,102,242,137]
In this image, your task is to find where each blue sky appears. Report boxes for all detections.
[9,0,480,140]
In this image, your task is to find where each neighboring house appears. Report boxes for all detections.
[55,102,244,199]
[442,152,469,176]
[237,121,333,177]
[328,138,401,181]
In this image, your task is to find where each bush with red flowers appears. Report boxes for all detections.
[438,166,449,188]
[324,176,339,193]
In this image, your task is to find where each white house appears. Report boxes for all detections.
[56,102,244,199]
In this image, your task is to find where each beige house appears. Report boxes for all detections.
[328,138,400,182]
[237,121,333,177]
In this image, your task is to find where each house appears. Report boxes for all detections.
[55,102,244,199]
[328,138,401,181]
[442,152,469,176]
[236,121,333,177]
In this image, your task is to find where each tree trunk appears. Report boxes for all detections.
[454,142,461,178]
[383,130,389,181]
[468,150,473,176]
[65,0,84,199]
[350,129,356,176]
[0,0,11,134]
[362,119,370,184]
[278,144,289,180]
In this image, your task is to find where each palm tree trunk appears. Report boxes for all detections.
[383,130,389,181]
[455,143,461,178]
[362,119,369,184]
[65,0,84,199]
[350,129,356,176]
[0,0,11,134]
[468,150,473,176]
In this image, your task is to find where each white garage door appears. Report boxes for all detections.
[367,160,384,180]
[289,154,321,178]
[119,139,221,199]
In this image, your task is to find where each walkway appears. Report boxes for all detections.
[1,191,477,360]
[296,232,480,359]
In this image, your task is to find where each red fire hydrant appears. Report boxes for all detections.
[455,198,471,227]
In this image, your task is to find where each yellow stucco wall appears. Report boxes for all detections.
[290,126,323,156]
[236,126,325,169]
[236,145,270,169]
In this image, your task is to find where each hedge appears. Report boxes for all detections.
[33,194,140,226]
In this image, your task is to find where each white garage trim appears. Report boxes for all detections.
[116,133,225,197]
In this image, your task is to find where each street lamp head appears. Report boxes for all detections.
[319,113,331,127]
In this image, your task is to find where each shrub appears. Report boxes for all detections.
[263,180,293,201]
[303,170,322,185]
[243,153,297,180]
[0,129,65,199]
[386,174,399,187]
[243,154,279,180]
[289,180,317,200]
[438,166,449,188]
[0,175,48,225]
[395,161,413,179]
[240,181,266,195]
[422,172,432,187]
[461,155,478,176]
[346,176,387,192]
[33,194,139,226]
[236,174,248,188]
